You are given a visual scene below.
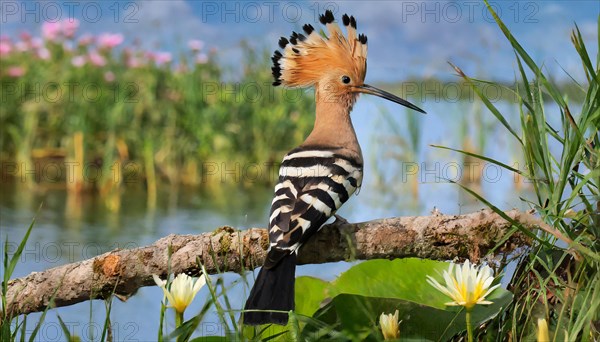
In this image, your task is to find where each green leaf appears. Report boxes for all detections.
[306,258,512,341]
[329,259,451,309]
[295,276,329,316]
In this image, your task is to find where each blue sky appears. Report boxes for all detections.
[2,0,598,82]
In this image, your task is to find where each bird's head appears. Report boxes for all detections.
[272,10,425,113]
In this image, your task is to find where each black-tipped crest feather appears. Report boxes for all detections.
[278,37,288,49]
[319,10,334,24]
[270,10,368,87]
[342,14,350,26]
[303,24,314,34]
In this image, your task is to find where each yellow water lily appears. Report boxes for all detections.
[153,273,206,314]
[379,310,400,340]
[426,259,500,310]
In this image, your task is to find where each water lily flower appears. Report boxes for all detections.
[153,273,206,314]
[98,33,124,49]
[426,260,500,310]
[379,310,400,340]
[537,318,549,342]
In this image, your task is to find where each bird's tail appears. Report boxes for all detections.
[243,252,297,325]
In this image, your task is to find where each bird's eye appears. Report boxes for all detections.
[341,75,351,84]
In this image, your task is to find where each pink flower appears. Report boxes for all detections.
[98,33,124,49]
[37,48,50,60]
[188,39,204,51]
[126,56,143,68]
[30,37,43,49]
[62,18,79,38]
[153,51,172,65]
[78,34,94,46]
[88,50,106,66]
[15,41,29,52]
[104,71,115,82]
[7,66,25,78]
[71,55,86,67]
[195,53,208,64]
[0,42,11,56]
[19,32,32,42]
[42,21,62,41]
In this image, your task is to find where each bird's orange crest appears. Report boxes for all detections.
[272,10,367,88]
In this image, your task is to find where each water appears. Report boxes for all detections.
[1,100,536,340]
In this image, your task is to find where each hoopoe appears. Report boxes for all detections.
[243,10,425,325]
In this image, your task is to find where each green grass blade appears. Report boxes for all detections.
[57,314,73,341]
[431,144,524,175]
[198,261,230,332]
[100,281,119,342]
[514,52,533,107]
[4,218,35,287]
[449,62,523,145]
[572,24,598,84]
[28,280,61,342]
[483,0,567,108]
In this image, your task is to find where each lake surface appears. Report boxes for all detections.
[1,99,536,340]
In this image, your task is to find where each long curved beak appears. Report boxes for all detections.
[354,84,426,114]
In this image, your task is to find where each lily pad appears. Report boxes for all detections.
[303,258,512,340]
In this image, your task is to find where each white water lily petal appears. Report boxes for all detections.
[427,276,455,299]
[192,274,206,294]
[480,283,501,301]
[379,310,400,340]
[153,273,207,314]
[445,301,462,306]
[427,260,500,310]
[152,274,166,287]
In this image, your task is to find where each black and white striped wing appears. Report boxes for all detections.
[264,148,363,268]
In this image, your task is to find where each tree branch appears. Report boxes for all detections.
[6,209,533,317]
